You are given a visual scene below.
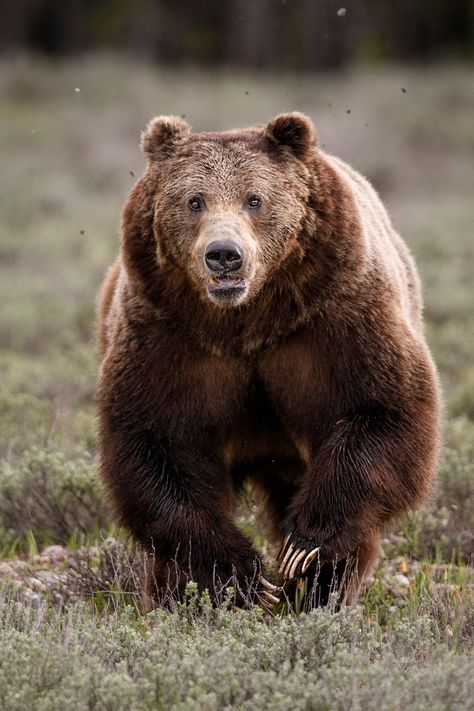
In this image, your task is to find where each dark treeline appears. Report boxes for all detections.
[1,0,473,68]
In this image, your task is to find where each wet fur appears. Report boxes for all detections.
[97,114,441,609]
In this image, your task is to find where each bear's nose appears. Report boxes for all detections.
[205,240,243,272]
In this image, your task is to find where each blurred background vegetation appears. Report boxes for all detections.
[0,3,473,707]
[1,0,474,68]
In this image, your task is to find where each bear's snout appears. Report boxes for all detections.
[205,241,243,273]
[191,213,259,306]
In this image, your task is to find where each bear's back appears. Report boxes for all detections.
[325,154,423,332]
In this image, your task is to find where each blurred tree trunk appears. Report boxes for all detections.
[224,0,276,69]
[0,0,472,67]
[299,0,351,70]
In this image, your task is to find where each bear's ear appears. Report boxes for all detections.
[264,112,317,160]
[141,115,191,160]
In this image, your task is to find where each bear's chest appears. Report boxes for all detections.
[149,327,331,471]
[219,378,305,483]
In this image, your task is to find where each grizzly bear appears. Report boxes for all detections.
[97,113,440,610]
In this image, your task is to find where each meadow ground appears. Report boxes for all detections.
[0,54,473,709]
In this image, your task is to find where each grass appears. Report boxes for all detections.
[0,53,473,708]
[0,585,473,711]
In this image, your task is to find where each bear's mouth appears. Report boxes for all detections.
[208,275,244,290]
[207,275,247,301]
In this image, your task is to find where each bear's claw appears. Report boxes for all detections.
[301,547,320,574]
[260,590,280,605]
[258,575,282,607]
[287,548,308,579]
[259,575,280,592]
[278,542,295,574]
[276,534,291,560]
[277,536,320,580]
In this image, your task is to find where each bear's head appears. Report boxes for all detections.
[135,113,318,308]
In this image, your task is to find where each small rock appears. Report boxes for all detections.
[12,560,29,574]
[0,562,20,579]
[41,545,69,562]
[30,594,41,609]
[337,8,347,17]
[28,577,48,593]
[394,574,410,587]
[34,570,60,587]
[20,590,41,608]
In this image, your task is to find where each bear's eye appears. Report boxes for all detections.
[188,196,203,211]
[247,195,261,209]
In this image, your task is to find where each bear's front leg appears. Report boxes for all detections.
[140,486,266,609]
[277,400,438,594]
[99,424,276,609]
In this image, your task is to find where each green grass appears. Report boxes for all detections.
[0,583,473,710]
[0,53,473,709]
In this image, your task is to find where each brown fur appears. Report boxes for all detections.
[96,113,441,609]
[96,260,120,357]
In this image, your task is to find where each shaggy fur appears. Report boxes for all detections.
[97,113,441,609]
